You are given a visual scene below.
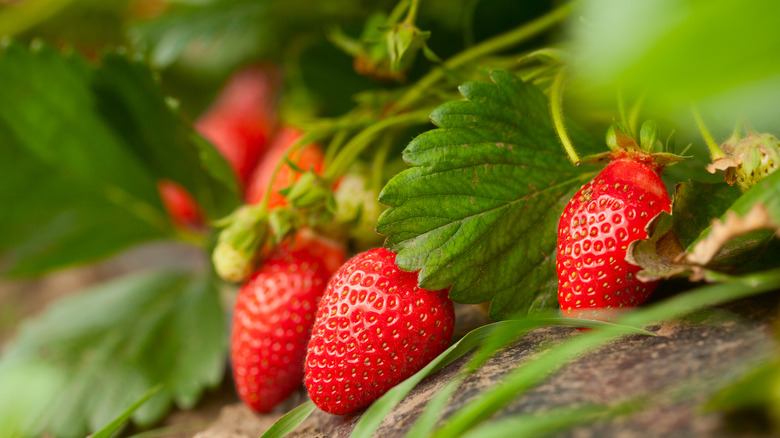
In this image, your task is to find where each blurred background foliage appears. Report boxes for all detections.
[2,0,780,436]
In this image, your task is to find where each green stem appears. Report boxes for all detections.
[371,135,394,192]
[258,133,316,213]
[405,0,420,24]
[617,90,633,138]
[391,1,576,113]
[388,0,411,24]
[628,93,646,137]
[324,109,432,181]
[325,128,350,165]
[550,67,579,165]
[691,104,726,160]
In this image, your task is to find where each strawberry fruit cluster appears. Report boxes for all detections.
[203,62,679,416]
[198,65,457,415]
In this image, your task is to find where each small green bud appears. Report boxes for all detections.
[387,23,430,73]
[211,205,268,283]
[281,172,331,209]
[333,173,385,248]
[212,241,256,284]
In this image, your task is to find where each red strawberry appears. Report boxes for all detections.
[157,179,204,229]
[244,126,325,208]
[195,64,282,187]
[557,152,671,320]
[230,234,346,412]
[304,247,454,415]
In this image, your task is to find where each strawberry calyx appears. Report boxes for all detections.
[581,121,687,172]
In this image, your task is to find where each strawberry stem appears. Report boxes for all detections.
[550,67,579,165]
[628,93,646,138]
[390,1,576,114]
[371,135,394,192]
[259,133,315,213]
[324,108,432,182]
[691,104,726,160]
[617,91,633,138]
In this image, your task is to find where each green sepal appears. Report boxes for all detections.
[640,120,660,152]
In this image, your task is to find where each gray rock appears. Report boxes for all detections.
[198,296,778,437]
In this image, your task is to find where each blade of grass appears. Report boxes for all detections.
[89,384,162,438]
[404,377,464,438]
[350,317,650,438]
[259,401,316,438]
[403,318,651,438]
[460,402,641,438]
[431,269,780,437]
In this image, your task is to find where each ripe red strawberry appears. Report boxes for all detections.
[230,234,345,412]
[195,64,282,187]
[244,126,325,208]
[304,247,454,415]
[557,152,671,320]
[157,179,204,229]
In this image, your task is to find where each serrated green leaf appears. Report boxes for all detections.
[0,270,226,438]
[376,70,600,320]
[0,41,239,276]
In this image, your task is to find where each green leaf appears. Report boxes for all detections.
[0,270,227,437]
[571,0,780,129]
[94,52,240,219]
[128,0,368,71]
[629,178,779,281]
[90,384,162,438]
[696,168,780,244]
[129,0,272,70]
[376,70,600,320]
[704,361,780,413]
[672,182,743,249]
[259,401,316,438]
[628,181,741,281]
[430,269,780,437]
[0,41,238,276]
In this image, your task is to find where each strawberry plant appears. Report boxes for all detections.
[2,0,780,437]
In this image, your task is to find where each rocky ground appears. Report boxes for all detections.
[2,244,777,437]
[196,295,778,438]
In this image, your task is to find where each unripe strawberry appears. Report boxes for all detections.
[557,153,671,320]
